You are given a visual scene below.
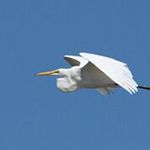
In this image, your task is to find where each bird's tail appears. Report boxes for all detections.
[138,86,150,90]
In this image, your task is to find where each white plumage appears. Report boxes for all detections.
[36,52,139,95]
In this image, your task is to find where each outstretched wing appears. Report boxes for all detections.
[64,55,88,67]
[80,52,138,94]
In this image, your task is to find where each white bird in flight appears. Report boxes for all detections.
[36,52,150,95]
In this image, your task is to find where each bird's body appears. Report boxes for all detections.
[57,65,115,92]
[36,52,150,95]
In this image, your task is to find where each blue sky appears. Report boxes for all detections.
[0,0,150,149]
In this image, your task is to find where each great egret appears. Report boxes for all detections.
[36,52,150,95]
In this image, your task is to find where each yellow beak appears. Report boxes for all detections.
[36,70,59,76]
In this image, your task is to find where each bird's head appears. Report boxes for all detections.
[36,67,81,92]
[36,68,71,77]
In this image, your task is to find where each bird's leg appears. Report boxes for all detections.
[137,86,150,90]
[115,83,150,91]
